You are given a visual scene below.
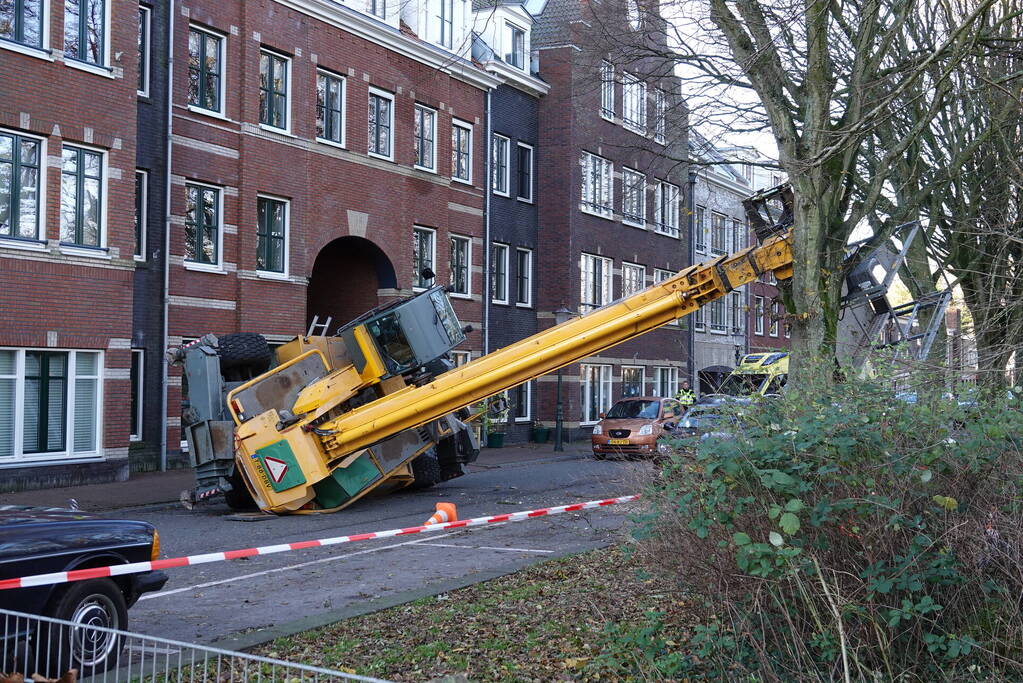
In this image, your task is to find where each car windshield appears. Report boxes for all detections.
[717,373,768,396]
[606,400,661,419]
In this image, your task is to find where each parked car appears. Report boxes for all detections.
[672,404,734,439]
[591,396,685,458]
[0,505,167,677]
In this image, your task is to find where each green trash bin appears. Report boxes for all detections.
[486,432,506,448]
[531,427,550,443]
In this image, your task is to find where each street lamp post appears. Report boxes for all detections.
[553,306,574,452]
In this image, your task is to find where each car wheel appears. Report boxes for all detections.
[41,578,127,678]
[409,449,443,490]
[224,466,259,511]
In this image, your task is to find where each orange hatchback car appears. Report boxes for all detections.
[591,396,685,458]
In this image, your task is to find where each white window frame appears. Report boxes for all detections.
[515,247,532,308]
[622,262,645,297]
[731,291,744,334]
[0,128,48,246]
[653,366,679,398]
[621,168,646,228]
[504,21,526,70]
[516,142,533,202]
[600,60,614,120]
[64,0,112,73]
[580,252,613,313]
[711,211,728,255]
[255,193,290,279]
[368,87,395,161]
[448,233,472,298]
[769,300,781,337]
[451,350,471,366]
[316,69,347,148]
[0,0,52,61]
[693,303,705,332]
[182,180,224,272]
[710,298,727,334]
[412,225,436,291]
[580,151,613,219]
[59,142,108,255]
[620,365,645,398]
[654,180,679,237]
[413,103,437,172]
[492,133,510,196]
[130,348,144,441]
[622,72,646,134]
[626,0,641,29]
[653,268,679,325]
[451,119,473,184]
[134,168,147,261]
[511,381,531,423]
[654,88,666,144]
[433,0,454,49]
[490,241,509,305]
[137,4,151,96]
[186,25,227,118]
[694,205,707,254]
[580,363,612,424]
[0,348,105,464]
[754,295,765,335]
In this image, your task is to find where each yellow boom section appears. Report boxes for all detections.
[316,230,793,457]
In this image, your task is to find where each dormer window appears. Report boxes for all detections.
[435,0,453,48]
[369,0,385,19]
[505,23,525,69]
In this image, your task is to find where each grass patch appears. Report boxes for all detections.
[253,546,691,681]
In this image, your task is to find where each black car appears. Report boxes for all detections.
[0,505,167,676]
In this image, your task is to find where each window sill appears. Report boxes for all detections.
[256,270,290,281]
[184,262,227,274]
[413,164,438,174]
[694,326,706,333]
[580,206,614,221]
[186,104,232,122]
[515,302,533,309]
[514,417,531,424]
[622,122,646,136]
[59,244,111,259]
[709,328,728,335]
[259,123,295,137]
[493,189,511,198]
[492,299,510,306]
[368,151,395,163]
[654,136,666,145]
[0,237,48,252]
[451,177,473,186]
[653,229,680,239]
[622,219,646,230]
[65,59,114,78]
[516,196,533,204]
[0,453,105,468]
[133,254,146,262]
[0,39,53,62]
[450,292,473,300]
[599,112,615,123]
[316,137,347,150]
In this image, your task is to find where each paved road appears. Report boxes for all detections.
[124,453,647,645]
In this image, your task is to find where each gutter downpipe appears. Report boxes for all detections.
[159,0,175,471]
[687,169,697,389]
[483,89,492,355]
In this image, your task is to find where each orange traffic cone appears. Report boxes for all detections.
[424,502,457,526]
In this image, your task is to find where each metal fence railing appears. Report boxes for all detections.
[0,608,388,682]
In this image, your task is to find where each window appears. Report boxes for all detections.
[451,350,470,366]
[256,196,287,274]
[0,131,41,241]
[754,296,765,335]
[64,0,105,65]
[626,0,640,29]
[622,168,645,226]
[654,181,679,237]
[0,349,103,462]
[368,0,385,18]
[134,169,146,259]
[60,145,103,247]
[491,242,509,304]
[505,22,525,69]
[710,299,726,333]
[711,211,728,254]
[516,143,532,201]
[1,0,44,48]
[654,88,666,143]
[368,89,394,159]
[654,366,678,398]
[580,364,612,423]
[770,300,781,337]
[731,291,744,333]
[316,71,345,145]
[785,316,792,338]
[138,5,150,95]
[449,234,470,296]
[184,183,220,266]
[413,226,435,289]
[694,206,707,253]
[654,268,679,325]
[621,365,644,397]
[511,381,530,421]
[188,27,223,113]
[414,105,436,171]
[580,253,612,312]
[259,50,289,130]
[732,218,745,252]
[580,152,612,218]
[130,349,143,441]
[451,120,472,183]
[622,262,645,297]
[515,247,532,306]
[622,73,646,133]
[492,134,509,196]
[433,0,453,48]
[693,304,705,332]
[600,60,614,119]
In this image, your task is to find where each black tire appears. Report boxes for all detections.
[224,467,258,511]
[409,450,443,490]
[218,333,272,373]
[40,578,127,678]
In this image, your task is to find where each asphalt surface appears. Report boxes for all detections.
[122,453,648,647]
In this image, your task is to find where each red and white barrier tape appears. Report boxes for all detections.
[0,494,641,591]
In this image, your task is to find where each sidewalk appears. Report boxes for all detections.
[0,441,590,513]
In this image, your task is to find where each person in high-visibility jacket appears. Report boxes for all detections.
[675,379,696,407]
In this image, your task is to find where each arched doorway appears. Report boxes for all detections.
[307,236,398,334]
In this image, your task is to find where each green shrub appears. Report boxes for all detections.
[631,373,1023,680]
